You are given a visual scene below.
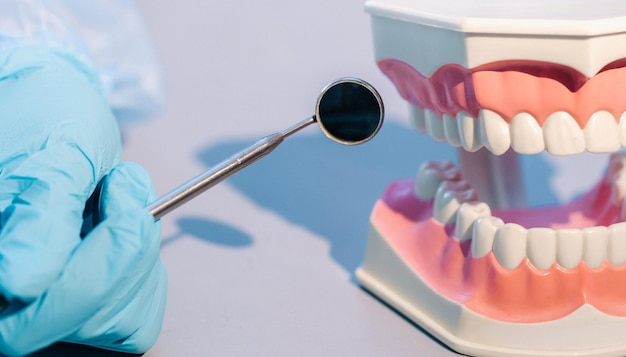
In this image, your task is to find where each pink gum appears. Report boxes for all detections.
[379,59,626,126]
[373,179,626,323]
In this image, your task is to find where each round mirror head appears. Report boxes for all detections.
[315,78,384,145]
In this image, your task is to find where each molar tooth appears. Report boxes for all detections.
[478,109,511,156]
[409,105,427,132]
[457,111,482,152]
[609,222,626,266]
[425,110,446,142]
[609,152,626,174]
[443,114,461,147]
[526,228,557,270]
[583,226,609,269]
[557,229,584,269]
[619,112,626,147]
[584,111,620,153]
[543,111,585,155]
[457,188,478,202]
[415,163,443,200]
[455,202,491,241]
[414,161,459,200]
[471,216,504,258]
[509,113,545,154]
[608,152,626,203]
[433,182,459,224]
[615,174,626,205]
[493,223,527,270]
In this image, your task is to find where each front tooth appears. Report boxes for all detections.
[584,111,620,153]
[455,202,491,241]
[510,113,545,154]
[526,228,557,270]
[471,216,504,258]
[543,111,585,155]
[443,114,461,147]
[583,226,608,269]
[493,223,527,270]
[478,109,511,156]
[619,112,626,147]
[557,229,584,269]
[425,110,446,142]
[414,161,459,200]
[457,111,483,152]
[608,222,626,266]
[409,105,427,132]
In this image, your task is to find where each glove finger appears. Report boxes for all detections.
[115,261,167,353]
[0,143,99,301]
[98,162,157,216]
[67,261,167,354]
[0,163,160,356]
[62,162,163,352]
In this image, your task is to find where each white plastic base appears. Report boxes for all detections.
[357,223,626,357]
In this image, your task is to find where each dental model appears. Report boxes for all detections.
[356,1,626,356]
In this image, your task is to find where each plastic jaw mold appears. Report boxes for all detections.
[356,1,626,356]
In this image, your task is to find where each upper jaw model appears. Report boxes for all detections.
[355,1,626,356]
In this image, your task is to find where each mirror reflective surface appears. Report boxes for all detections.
[316,78,384,145]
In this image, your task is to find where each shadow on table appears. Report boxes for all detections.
[194,119,559,277]
[25,343,141,357]
[161,216,253,248]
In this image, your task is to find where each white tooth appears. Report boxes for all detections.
[443,114,461,147]
[526,228,557,270]
[493,223,527,270]
[609,153,626,203]
[608,222,626,266]
[425,110,446,142]
[616,174,626,205]
[478,109,511,156]
[543,111,585,155]
[414,162,443,200]
[584,111,620,153]
[557,229,584,269]
[471,216,504,258]
[433,183,461,225]
[457,111,482,152]
[619,112,626,147]
[609,152,626,175]
[583,226,608,269]
[510,113,545,154]
[455,202,491,242]
[409,105,427,132]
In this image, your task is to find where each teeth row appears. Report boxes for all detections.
[410,107,626,156]
[416,161,626,270]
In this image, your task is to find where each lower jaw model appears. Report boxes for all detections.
[356,3,626,357]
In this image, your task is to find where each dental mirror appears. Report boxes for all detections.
[81,77,384,229]
[147,77,384,219]
[316,78,384,145]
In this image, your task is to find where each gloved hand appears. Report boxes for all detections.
[0,162,167,356]
[0,46,167,354]
[0,46,122,302]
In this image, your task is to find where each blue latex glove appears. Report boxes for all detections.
[0,46,122,302]
[0,162,167,355]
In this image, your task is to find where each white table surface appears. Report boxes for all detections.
[29,0,610,356]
